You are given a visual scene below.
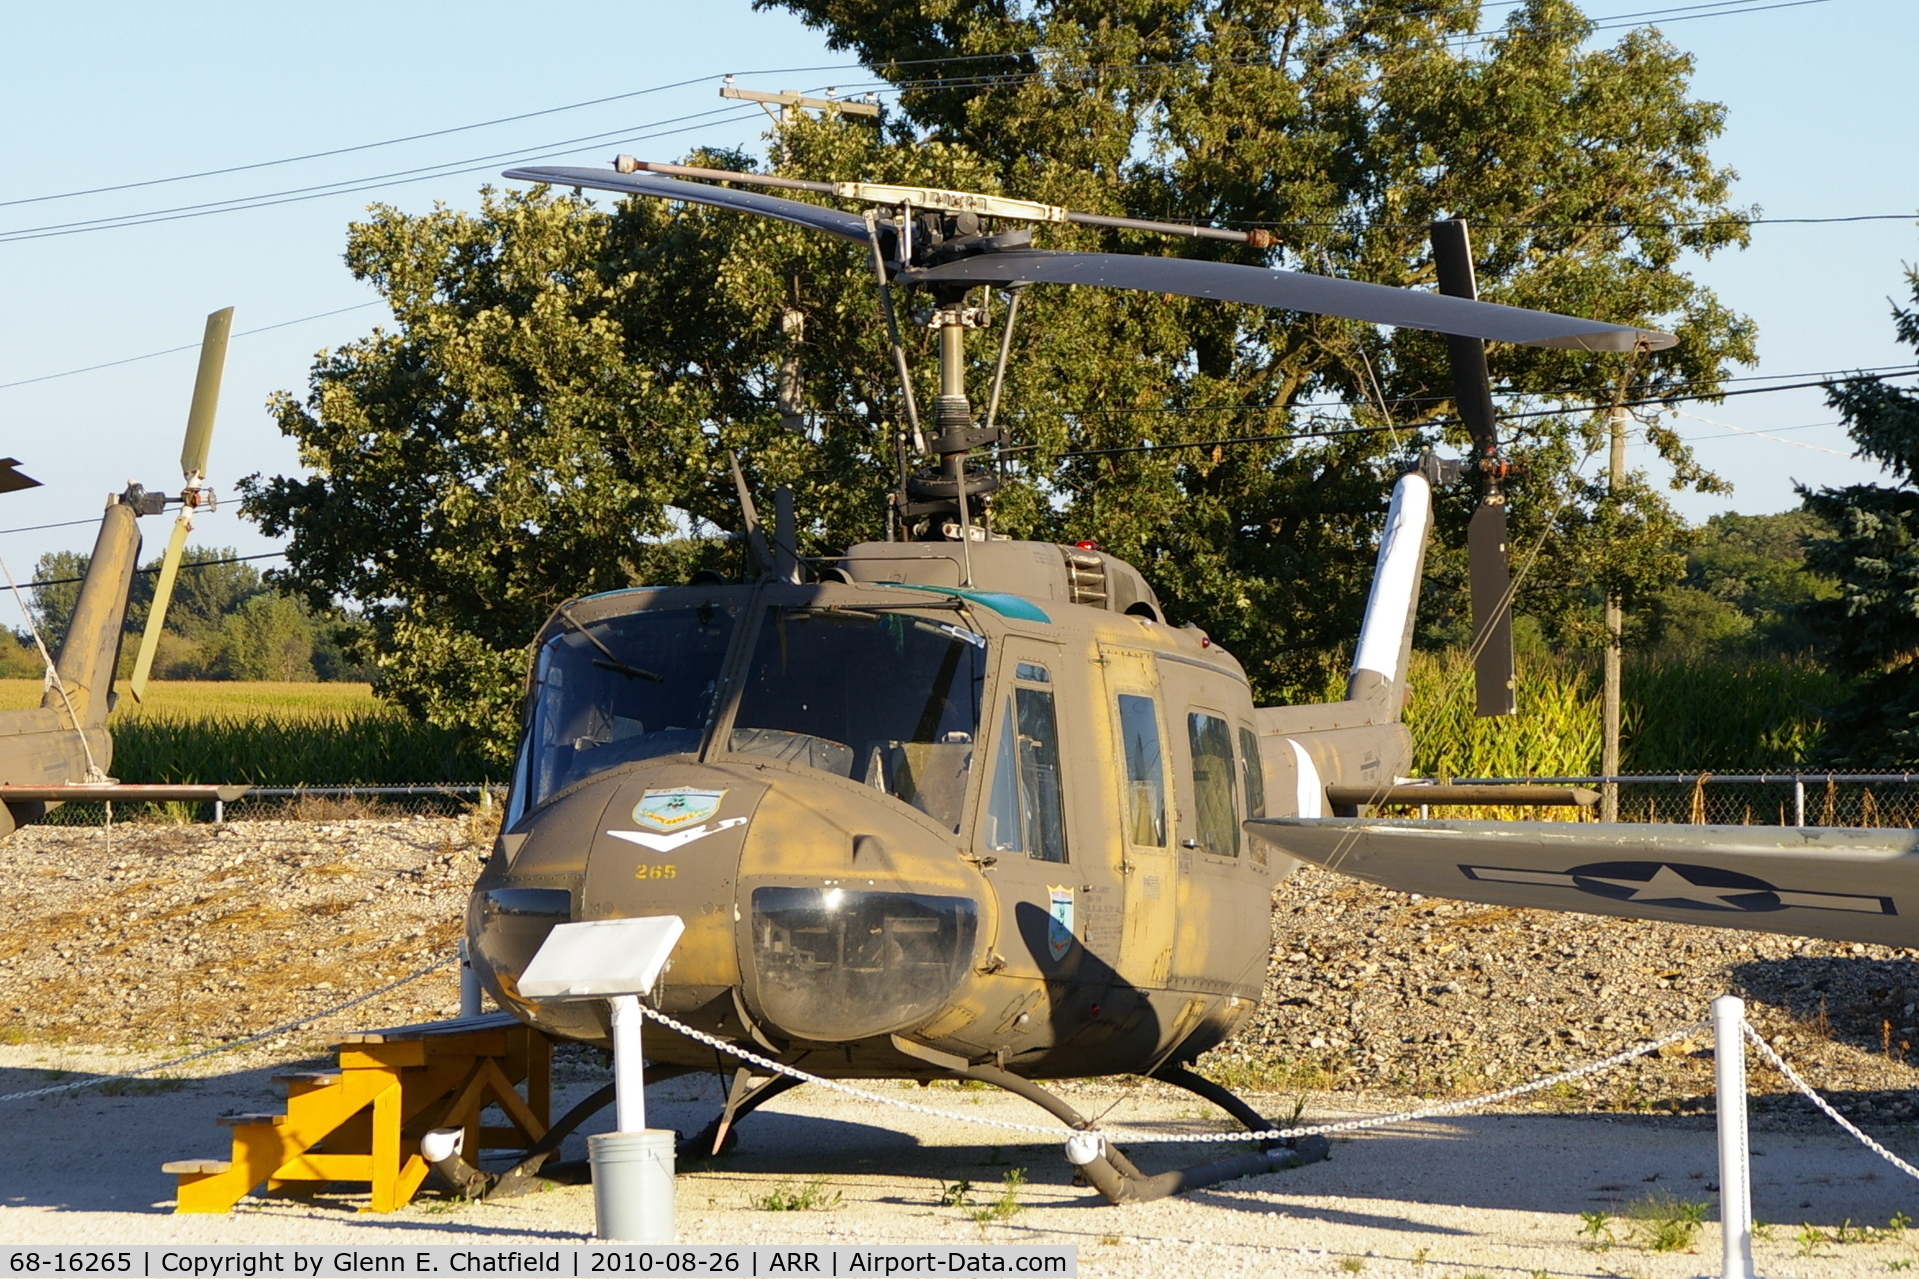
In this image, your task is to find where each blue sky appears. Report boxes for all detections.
[0,0,1913,583]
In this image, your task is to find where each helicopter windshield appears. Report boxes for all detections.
[727,607,986,831]
[521,602,737,810]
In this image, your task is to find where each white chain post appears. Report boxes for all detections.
[1712,995,1755,1279]
[609,994,647,1133]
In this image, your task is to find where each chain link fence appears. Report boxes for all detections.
[35,784,506,826]
[28,774,1919,829]
[1454,773,1919,828]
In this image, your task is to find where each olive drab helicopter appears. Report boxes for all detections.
[451,152,1711,1204]
[0,310,248,833]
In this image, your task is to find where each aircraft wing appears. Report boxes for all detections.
[1245,817,1919,948]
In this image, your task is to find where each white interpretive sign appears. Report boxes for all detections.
[518,915,685,999]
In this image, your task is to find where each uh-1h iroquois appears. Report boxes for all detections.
[444,155,1919,1203]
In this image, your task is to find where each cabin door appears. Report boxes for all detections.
[1098,645,1176,990]
[1159,658,1263,991]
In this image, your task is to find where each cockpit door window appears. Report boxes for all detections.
[984,667,1068,863]
[1117,693,1167,847]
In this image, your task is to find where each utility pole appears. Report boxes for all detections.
[1601,404,1627,822]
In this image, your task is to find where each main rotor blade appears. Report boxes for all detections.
[128,514,191,703]
[181,307,233,480]
[1467,499,1517,718]
[902,250,1675,351]
[504,166,871,244]
[0,459,40,494]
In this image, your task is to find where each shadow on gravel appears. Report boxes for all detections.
[1736,954,1919,1056]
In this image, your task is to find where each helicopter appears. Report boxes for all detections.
[449,153,1750,1204]
[0,310,247,832]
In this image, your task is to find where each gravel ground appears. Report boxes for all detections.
[4,817,1919,1270]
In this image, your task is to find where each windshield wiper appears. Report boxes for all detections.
[554,604,665,683]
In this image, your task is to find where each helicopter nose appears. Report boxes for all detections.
[469,765,767,1039]
[734,779,987,1044]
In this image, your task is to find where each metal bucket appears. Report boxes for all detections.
[588,1129,676,1242]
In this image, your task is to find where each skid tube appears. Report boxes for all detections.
[953,1062,1329,1205]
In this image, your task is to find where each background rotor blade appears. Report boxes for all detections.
[128,515,190,703]
[903,250,1675,350]
[180,307,233,479]
[1468,499,1517,717]
[504,167,872,244]
[0,459,40,494]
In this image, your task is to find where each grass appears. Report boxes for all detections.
[968,1169,1025,1223]
[1622,1191,1708,1253]
[937,1179,972,1207]
[751,1177,841,1212]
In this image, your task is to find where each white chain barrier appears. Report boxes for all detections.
[638,1002,1708,1145]
[0,957,455,1104]
[1743,1019,1919,1184]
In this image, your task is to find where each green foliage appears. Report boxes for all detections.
[1407,649,1601,780]
[107,710,486,786]
[1618,655,1850,770]
[937,1178,972,1207]
[751,1177,842,1211]
[968,1168,1025,1222]
[248,0,1754,760]
[27,546,370,683]
[1643,510,1837,656]
[1623,1192,1706,1252]
[1800,262,1919,764]
[1407,648,1846,775]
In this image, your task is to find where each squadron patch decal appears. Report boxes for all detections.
[1047,885,1076,961]
[631,787,727,832]
[1461,860,1895,916]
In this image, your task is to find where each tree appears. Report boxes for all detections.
[1642,511,1836,657]
[245,0,1754,762]
[26,545,360,683]
[1801,261,1919,764]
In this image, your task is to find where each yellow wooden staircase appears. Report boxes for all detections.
[164,1012,551,1213]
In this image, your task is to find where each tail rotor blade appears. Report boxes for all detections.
[1433,220,1518,718]
[1468,499,1516,717]
[181,308,233,480]
[128,516,191,703]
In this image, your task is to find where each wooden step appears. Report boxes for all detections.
[162,1159,230,1175]
[215,1112,285,1127]
[272,1072,340,1086]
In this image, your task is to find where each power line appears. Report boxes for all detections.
[0,0,1847,243]
[1,76,751,212]
[1021,369,1915,459]
[0,303,385,392]
[24,551,285,591]
[0,106,763,244]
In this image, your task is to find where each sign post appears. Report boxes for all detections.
[520,915,685,1242]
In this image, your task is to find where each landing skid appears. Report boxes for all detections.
[949,1063,1329,1205]
[481,1059,1326,1207]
